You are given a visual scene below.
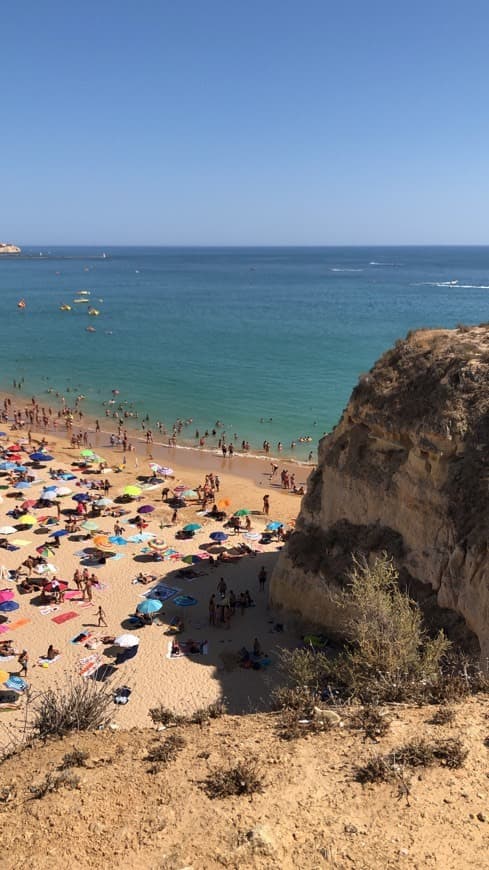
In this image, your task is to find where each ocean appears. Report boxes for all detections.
[0,246,488,459]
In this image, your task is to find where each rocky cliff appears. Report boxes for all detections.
[271,325,489,659]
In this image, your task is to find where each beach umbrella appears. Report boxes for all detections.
[6,444,22,452]
[30,452,54,462]
[0,526,17,535]
[92,534,112,549]
[49,529,69,538]
[210,531,228,542]
[108,535,127,545]
[217,498,231,509]
[136,598,162,614]
[234,508,250,516]
[36,545,56,557]
[0,670,11,684]
[80,449,95,457]
[72,493,91,503]
[266,521,283,531]
[0,600,19,612]
[148,539,166,551]
[55,486,72,496]
[0,461,16,470]
[43,580,68,592]
[41,491,58,501]
[43,485,58,492]
[114,634,140,648]
[14,481,31,490]
[82,520,100,531]
[244,532,261,541]
[123,485,141,497]
[183,523,202,533]
[137,504,154,514]
[12,465,28,473]
[181,489,198,499]
[182,554,205,564]
[0,431,7,437]
[17,514,37,525]
[94,497,113,507]
[150,464,173,475]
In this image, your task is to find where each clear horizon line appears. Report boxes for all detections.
[17,242,489,249]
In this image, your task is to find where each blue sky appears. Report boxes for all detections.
[2,1,488,245]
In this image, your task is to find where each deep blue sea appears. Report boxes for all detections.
[0,246,488,458]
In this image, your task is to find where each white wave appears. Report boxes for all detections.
[330,267,364,272]
[415,280,489,289]
[369,261,403,266]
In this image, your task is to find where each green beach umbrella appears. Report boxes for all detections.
[234,508,250,516]
[124,485,142,497]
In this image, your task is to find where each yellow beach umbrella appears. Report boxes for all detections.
[0,669,10,684]
[18,514,37,525]
[123,485,141,497]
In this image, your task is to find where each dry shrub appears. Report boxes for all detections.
[59,748,90,770]
[356,736,467,784]
[32,676,114,739]
[427,705,456,726]
[30,770,81,799]
[149,700,226,727]
[146,734,185,773]
[350,705,391,740]
[204,760,264,799]
[148,705,186,726]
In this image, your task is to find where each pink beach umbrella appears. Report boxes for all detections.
[0,589,14,604]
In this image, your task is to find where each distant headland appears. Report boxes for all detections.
[0,242,21,254]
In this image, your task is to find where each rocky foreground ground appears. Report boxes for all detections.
[2,697,489,869]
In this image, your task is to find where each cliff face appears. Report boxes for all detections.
[271,325,489,659]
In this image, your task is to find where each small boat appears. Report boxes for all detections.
[59,304,71,311]
[17,299,26,309]
[79,289,91,295]
[73,298,89,304]
[88,307,100,316]
[86,326,96,333]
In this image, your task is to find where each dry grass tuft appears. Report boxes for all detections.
[203,760,264,799]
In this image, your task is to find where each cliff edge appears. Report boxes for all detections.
[271,324,489,659]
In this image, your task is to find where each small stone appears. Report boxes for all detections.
[477,812,486,822]
[344,824,358,834]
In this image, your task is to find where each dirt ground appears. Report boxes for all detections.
[1,697,489,869]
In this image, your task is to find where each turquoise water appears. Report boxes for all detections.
[0,246,488,458]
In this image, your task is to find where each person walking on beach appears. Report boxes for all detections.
[259,566,267,592]
[217,577,227,599]
[18,649,29,677]
[263,494,270,516]
[97,605,107,628]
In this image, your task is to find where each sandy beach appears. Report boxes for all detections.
[0,412,309,730]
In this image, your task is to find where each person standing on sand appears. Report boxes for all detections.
[97,605,107,627]
[263,494,270,516]
[259,566,267,591]
[209,594,216,626]
[217,577,227,599]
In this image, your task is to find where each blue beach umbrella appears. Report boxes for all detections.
[183,523,202,533]
[136,598,162,615]
[43,485,58,492]
[41,491,58,501]
[14,481,31,490]
[72,493,90,503]
[0,600,19,612]
[0,461,15,470]
[266,521,283,531]
[209,531,228,542]
[30,452,54,462]
[13,466,27,473]
[49,529,69,538]
[108,535,127,545]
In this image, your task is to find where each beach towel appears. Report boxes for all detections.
[1,618,31,632]
[38,654,61,665]
[40,605,59,615]
[143,582,181,602]
[64,590,83,600]
[10,539,31,547]
[52,611,78,625]
[79,653,102,677]
[0,655,14,662]
[71,630,91,644]
[174,595,198,607]
[167,639,208,659]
